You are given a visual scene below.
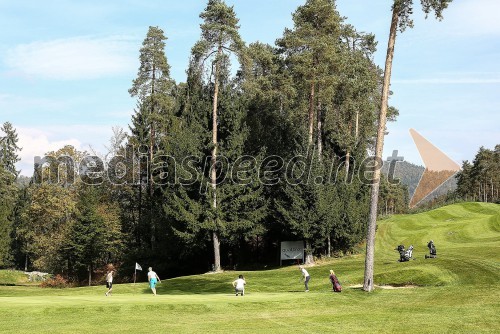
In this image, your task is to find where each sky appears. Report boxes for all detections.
[0,0,499,176]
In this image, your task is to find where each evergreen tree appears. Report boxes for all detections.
[64,186,123,283]
[245,42,298,157]
[189,0,246,271]
[67,186,106,283]
[455,146,499,203]
[10,183,31,270]
[275,151,324,264]
[0,166,16,267]
[0,122,21,178]
[277,0,343,147]
[364,0,452,292]
[129,26,176,250]
[0,122,20,266]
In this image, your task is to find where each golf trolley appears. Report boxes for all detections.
[425,240,437,259]
[396,244,414,262]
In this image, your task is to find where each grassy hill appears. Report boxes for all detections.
[0,269,30,286]
[0,202,498,333]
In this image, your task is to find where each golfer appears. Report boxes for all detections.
[147,267,161,296]
[299,265,310,292]
[232,274,246,296]
[105,269,114,296]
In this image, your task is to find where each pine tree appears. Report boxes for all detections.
[189,0,246,271]
[245,42,297,157]
[277,0,343,148]
[129,26,175,250]
[364,0,453,292]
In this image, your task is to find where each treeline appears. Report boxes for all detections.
[456,145,500,203]
[1,0,409,282]
[380,160,424,214]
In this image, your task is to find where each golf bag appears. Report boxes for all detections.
[397,244,414,262]
[425,240,437,259]
[330,274,342,292]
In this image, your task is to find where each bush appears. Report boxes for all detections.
[40,274,70,288]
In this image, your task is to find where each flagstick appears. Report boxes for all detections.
[133,268,137,295]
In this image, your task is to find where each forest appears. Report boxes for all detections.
[1,0,483,284]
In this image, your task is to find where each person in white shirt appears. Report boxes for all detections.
[147,267,161,296]
[232,275,246,296]
[105,269,114,296]
[299,266,310,292]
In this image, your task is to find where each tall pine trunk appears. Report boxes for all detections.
[211,46,222,272]
[345,110,359,177]
[150,64,156,250]
[345,151,350,176]
[88,264,92,286]
[150,121,155,250]
[317,87,322,160]
[305,240,314,264]
[327,235,331,258]
[363,4,399,292]
[308,81,315,146]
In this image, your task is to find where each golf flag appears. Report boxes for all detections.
[135,263,142,271]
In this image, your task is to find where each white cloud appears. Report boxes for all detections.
[5,36,137,80]
[16,127,83,176]
[15,125,115,176]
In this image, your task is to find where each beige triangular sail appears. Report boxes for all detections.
[409,129,461,207]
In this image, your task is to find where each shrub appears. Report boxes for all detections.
[40,274,69,288]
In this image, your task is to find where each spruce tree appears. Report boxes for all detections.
[0,166,16,267]
[275,151,324,264]
[0,122,21,178]
[0,122,20,266]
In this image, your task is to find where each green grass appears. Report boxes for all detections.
[1,202,499,333]
[0,269,30,286]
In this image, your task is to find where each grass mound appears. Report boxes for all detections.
[0,270,29,286]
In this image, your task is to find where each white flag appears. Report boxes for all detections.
[135,263,142,271]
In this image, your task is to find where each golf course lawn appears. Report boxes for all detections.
[1,202,499,333]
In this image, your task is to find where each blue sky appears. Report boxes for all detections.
[0,0,499,176]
